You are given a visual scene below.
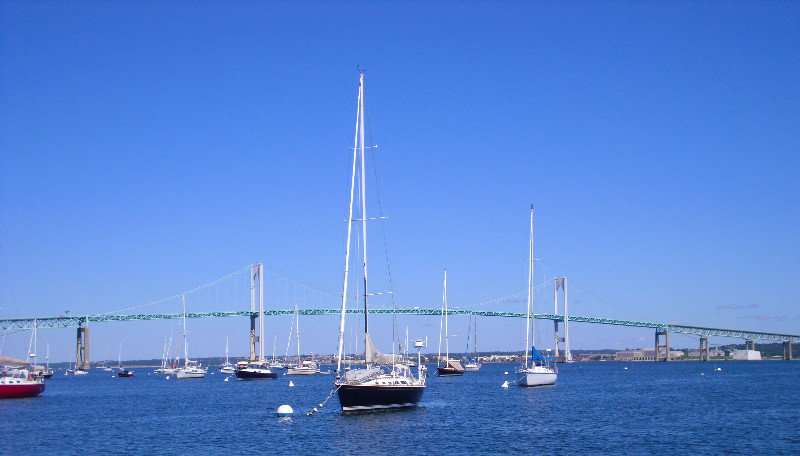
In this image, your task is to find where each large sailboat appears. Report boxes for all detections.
[437,270,464,376]
[176,295,207,379]
[334,73,426,412]
[235,269,277,380]
[515,205,557,387]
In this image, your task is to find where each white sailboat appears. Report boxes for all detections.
[220,337,235,373]
[464,315,482,372]
[334,73,426,412]
[516,205,557,387]
[287,303,318,375]
[436,270,464,376]
[176,294,207,379]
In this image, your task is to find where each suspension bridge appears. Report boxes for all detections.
[1,264,797,367]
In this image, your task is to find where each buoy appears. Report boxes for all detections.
[716,367,721,371]
[501,381,509,388]
[165,376,170,380]
[701,373,705,376]
[624,367,628,370]
[504,371,508,375]
[277,405,293,417]
[289,381,294,387]
[224,377,229,382]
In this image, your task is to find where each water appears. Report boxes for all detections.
[2,362,798,454]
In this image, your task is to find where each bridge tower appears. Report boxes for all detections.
[249,263,264,362]
[783,341,793,360]
[552,277,571,362]
[75,317,90,370]
[699,336,710,361]
[655,329,670,361]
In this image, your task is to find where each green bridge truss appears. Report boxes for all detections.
[1,308,798,342]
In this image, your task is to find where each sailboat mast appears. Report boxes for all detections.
[259,263,264,362]
[525,205,534,369]
[295,302,301,365]
[182,294,188,363]
[444,269,450,365]
[438,270,445,367]
[337,73,362,374]
[359,73,369,343]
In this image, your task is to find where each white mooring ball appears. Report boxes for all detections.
[277,405,293,417]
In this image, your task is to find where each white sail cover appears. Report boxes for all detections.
[365,333,403,365]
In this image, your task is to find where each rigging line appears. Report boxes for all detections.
[99,265,252,316]
[450,279,555,310]
[568,279,650,322]
[261,265,349,301]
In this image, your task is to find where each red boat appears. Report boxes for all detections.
[0,367,46,399]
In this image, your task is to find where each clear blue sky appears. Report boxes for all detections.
[2,1,798,362]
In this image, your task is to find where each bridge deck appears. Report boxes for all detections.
[2,308,798,342]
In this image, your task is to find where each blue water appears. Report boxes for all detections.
[2,362,798,455]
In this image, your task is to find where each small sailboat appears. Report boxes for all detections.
[176,294,207,379]
[41,343,54,378]
[437,270,465,376]
[516,205,557,387]
[117,342,134,377]
[286,303,318,375]
[334,73,426,411]
[220,337,235,374]
[463,315,482,372]
[269,334,286,370]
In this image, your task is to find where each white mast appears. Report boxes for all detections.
[118,341,122,368]
[46,342,50,370]
[295,302,301,365]
[525,205,534,369]
[444,270,449,362]
[337,73,363,374]
[438,270,445,367]
[225,337,229,365]
[182,294,188,365]
[358,72,370,365]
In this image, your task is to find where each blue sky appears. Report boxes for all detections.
[1,1,798,362]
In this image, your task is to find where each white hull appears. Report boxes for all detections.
[464,363,481,372]
[220,366,235,374]
[176,369,206,379]
[517,368,557,387]
[73,370,89,376]
[287,367,317,375]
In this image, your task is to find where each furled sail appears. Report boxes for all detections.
[365,333,403,365]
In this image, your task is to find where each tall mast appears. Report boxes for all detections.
[438,270,445,367]
[182,294,188,364]
[295,302,301,365]
[258,263,264,362]
[525,205,534,369]
[444,269,450,366]
[225,337,229,365]
[359,72,369,346]
[337,73,362,374]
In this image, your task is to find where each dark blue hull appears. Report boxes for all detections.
[337,384,425,412]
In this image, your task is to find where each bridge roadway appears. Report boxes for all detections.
[2,308,798,342]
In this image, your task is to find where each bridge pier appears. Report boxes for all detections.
[552,277,571,362]
[655,329,670,361]
[699,336,709,361]
[75,323,90,370]
[746,340,755,351]
[783,341,792,360]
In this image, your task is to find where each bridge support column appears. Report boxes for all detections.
[75,323,90,370]
[553,277,571,362]
[783,341,792,361]
[699,337,709,361]
[655,329,670,361]
[746,340,755,351]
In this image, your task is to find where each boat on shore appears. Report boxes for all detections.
[0,366,45,399]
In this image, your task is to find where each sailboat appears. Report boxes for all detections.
[117,342,134,377]
[463,315,482,372]
[101,347,113,371]
[515,205,557,387]
[287,303,318,375]
[437,270,465,376]
[269,334,286,370]
[220,337,235,374]
[334,73,426,412]
[41,343,54,378]
[235,272,278,380]
[176,295,207,379]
